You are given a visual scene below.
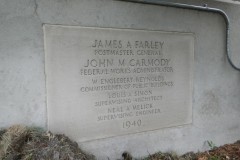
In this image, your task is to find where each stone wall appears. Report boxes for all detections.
[0,0,240,159]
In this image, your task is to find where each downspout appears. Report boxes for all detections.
[115,0,240,71]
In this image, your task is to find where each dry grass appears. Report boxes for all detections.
[123,141,240,160]
[136,152,195,160]
[0,125,94,160]
[1,125,240,160]
[0,125,28,159]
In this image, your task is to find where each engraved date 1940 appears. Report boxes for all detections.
[123,119,142,129]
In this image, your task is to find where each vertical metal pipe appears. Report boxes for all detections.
[116,0,240,71]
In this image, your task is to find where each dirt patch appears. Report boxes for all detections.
[123,141,240,160]
[196,141,240,160]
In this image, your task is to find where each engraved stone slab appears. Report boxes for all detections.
[44,25,194,142]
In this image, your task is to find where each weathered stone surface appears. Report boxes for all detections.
[44,25,194,142]
[1,0,240,159]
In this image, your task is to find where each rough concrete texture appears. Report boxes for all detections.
[0,0,240,159]
[215,0,240,4]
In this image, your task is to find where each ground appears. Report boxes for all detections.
[0,125,239,160]
[124,141,240,160]
[0,125,94,160]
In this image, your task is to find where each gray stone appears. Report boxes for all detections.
[0,0,240,159]
[44,25,194,142]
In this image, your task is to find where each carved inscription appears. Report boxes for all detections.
[44,25,194,142]
[81,39,171,125]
